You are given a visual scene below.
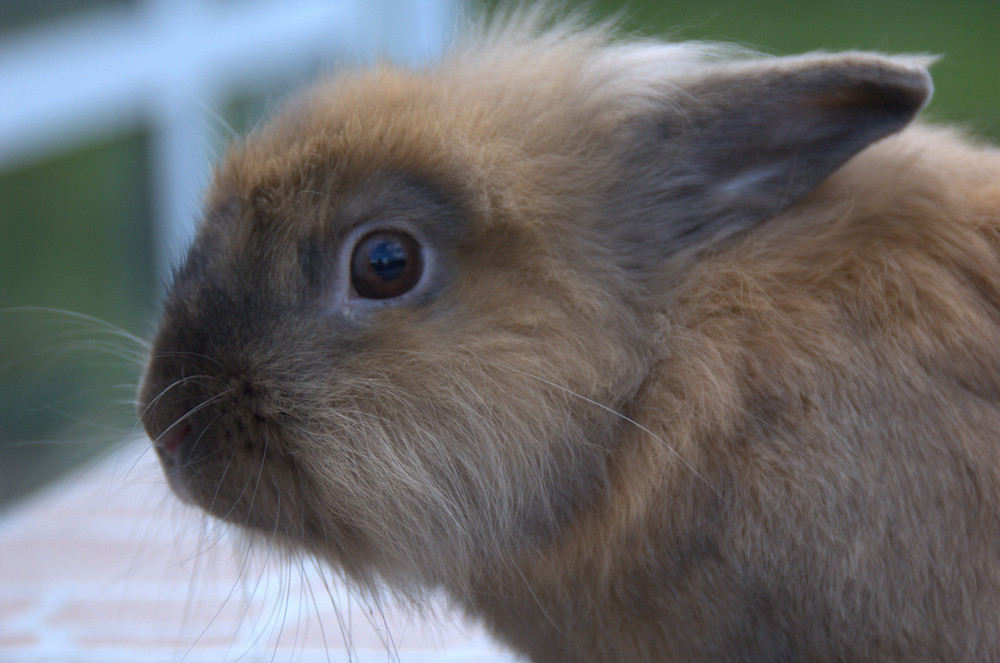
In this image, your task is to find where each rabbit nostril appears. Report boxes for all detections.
[157,422,192,456]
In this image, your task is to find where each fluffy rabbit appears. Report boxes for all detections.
[138,13,1000,663]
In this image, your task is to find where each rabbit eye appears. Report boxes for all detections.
[350,230,424,299]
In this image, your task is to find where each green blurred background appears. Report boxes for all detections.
[1,0,997,509]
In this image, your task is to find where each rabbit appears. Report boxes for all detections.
[137,11,1000,663]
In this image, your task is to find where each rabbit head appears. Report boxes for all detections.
[137,18,931,591]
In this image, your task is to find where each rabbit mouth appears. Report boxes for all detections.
[136,359,394,578]
[142,393,284,524]
[136,349,304,526]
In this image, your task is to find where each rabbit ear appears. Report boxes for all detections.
[612,53,933,257]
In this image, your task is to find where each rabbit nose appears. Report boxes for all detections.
[143,413,201,505]
[154,420,193,458]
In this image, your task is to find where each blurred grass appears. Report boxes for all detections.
[0,133,155,507]
[0,0,133,36]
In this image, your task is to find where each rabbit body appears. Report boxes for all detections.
[138,16,1000,662]
[465,125,1000,662]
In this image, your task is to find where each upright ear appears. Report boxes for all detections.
[610,53,933,259]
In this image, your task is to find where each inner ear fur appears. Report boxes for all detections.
[608,53,933,264]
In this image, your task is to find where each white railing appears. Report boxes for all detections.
[0,0,457,278]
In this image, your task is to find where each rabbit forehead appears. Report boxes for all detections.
[209,30,726,231]
[213,112,476,235]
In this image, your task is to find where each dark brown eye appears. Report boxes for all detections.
[350,230,424,299]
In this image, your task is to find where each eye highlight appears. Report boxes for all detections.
[350,230,424,299]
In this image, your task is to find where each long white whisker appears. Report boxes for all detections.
[304,554,341,662]
[357,577,401,663]
[151,389,234,448]
[0,306,150,349]
[138,376,224,425]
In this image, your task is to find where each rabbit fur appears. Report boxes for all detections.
[138,11,1000,662]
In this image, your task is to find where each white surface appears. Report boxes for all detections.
[0,441,520,662]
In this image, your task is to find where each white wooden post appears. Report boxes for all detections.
[0,0,457,281]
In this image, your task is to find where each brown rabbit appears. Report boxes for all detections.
[137,12,1000,663]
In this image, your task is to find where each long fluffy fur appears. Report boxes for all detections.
[138,11,1000,662]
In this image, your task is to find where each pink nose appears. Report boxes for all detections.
[156,422,192,456]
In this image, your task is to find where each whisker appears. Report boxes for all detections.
[357,576,401,663]
[137,375,224,424]
[178,522,239,661]
[233,489,285,657]
[228,535,263,656]
[219,448,258,525]
[206,435,239,519]
[310,528,356,660]
[149,388,234,449]
[303,553,340,662]
[148,349,228,370]
[28,399,136,435]
[0,306,150,350]
[10,336,148,369]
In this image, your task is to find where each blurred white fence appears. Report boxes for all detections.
[0,0,457,277]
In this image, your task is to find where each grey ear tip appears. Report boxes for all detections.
[843,56,935,118]
[882,55,936,108]
[811,53,935,111]
[897,65,935,113]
